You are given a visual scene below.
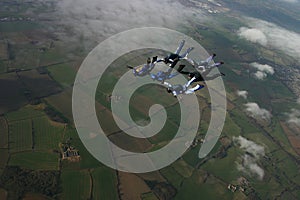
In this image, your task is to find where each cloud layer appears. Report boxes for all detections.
[245,102,272,120]
[238,18,300,60]
[53,0,207,45]
[278,0,298,2]
[237,90,248,99]
[233,136,265,180]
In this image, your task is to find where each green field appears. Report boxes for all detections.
[160,166,184,189]
[5,105,44,122]
[45,89,73,122]
[18,69,62,99]
[9,119,33,153]
[221,114,241,137]
[9,151,59,170]
[7,43,40,70]
[0,73,28,114]
[39,46,68,67]
[60,170,91,200]
[182,145,202,167]
[0,117,8,148]
[268,118,296,156]
[0,21,40,32]
[0,149,9,171]
[91,167,118,200]
[175,169,233,200]
[230,108,260,134]
[33,116,64,151]
[48,63,77,88]
[171,159,194,178]
[201,147,242,182]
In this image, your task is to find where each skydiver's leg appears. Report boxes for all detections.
[185,84,204,94]
[167,72,179,80]
[177,65,191,75]
[177,64,185,73]
[175,40,185,55]
[166,66,174,74]
[185,77,196,87]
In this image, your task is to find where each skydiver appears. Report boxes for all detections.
[186,53,224,72]
[159,40,194,69]
[150,67,178,83]
[127,56,159,77]
[177,64,225,85]
[163,78,204,97]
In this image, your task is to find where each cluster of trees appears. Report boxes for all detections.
[145,180,177,200]
[0,166,61,199]
[44,105,68,124]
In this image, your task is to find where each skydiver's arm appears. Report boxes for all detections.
[204,53,216,63]
[207,61,224,69]
[174,40,185,55]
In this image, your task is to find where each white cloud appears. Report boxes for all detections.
[253,71,267,80]
[234,136,265,180]
[238,27,268,46]
[287,109,300,126]
[237,90,248,99]
[250,62,274,80]
[238,18,300,60]
[245,102,272,120]
[233,136,265,158]
[250,63,274,74]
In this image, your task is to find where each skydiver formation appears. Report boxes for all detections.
[127,40,224,97]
